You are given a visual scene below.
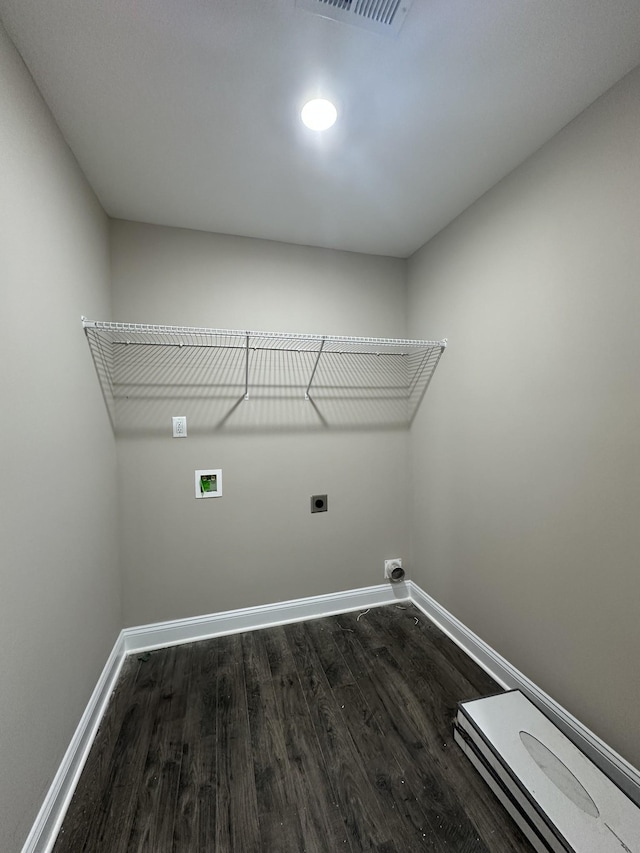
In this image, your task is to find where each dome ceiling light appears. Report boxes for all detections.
[301,98,338,131]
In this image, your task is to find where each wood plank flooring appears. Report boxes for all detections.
[53,604,535,852]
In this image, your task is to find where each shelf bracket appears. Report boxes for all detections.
[305,337,326,400]
[244,334,250,400]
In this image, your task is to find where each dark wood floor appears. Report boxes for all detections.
[53,604,534,852]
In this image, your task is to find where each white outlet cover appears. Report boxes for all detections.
[172,416,187,437]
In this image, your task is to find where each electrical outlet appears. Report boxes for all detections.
[384,558,403,580]
[172,416,187,437]
[310,494,328,513]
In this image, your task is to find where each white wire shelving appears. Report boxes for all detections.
[82,319,446,432]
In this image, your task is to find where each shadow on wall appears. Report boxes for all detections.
[114,394,412,435]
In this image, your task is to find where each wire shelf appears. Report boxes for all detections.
[82,319,446,432]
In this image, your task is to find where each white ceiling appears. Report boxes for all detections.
[1,0,639,257]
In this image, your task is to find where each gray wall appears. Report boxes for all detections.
[111,221,409,626]
[0,23,120,852]
[408,67,640,769]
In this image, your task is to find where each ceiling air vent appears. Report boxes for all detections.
[297,0,414,37]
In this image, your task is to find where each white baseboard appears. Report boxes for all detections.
[408,580,640,807]
[122,581,410,654]
[24,578,640,852]
[21,633,127,853]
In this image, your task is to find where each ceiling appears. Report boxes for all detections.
[1,0,639,258]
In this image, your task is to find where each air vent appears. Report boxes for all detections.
[297,0,414,37]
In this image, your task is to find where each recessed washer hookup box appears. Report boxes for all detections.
[454,690,640,853]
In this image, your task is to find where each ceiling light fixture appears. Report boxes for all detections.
[301,98,337,131]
